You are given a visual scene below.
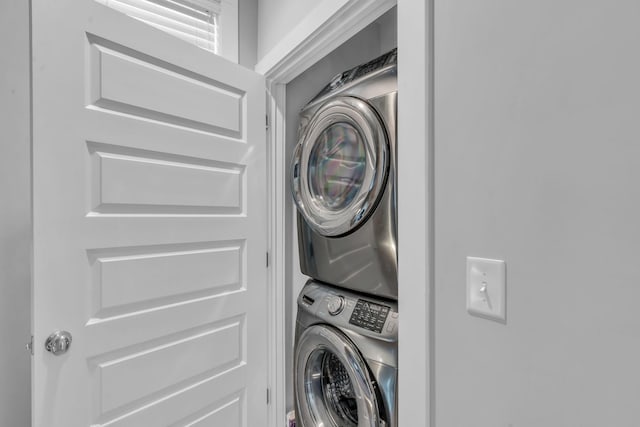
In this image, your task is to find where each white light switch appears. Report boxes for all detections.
[466,257,506,322]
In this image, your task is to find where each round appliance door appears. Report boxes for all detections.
[295,325,382,427]
[291,96,389,237]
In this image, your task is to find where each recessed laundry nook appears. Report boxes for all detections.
[285,15,398,424]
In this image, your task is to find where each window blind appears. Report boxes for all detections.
[96,0,221,53]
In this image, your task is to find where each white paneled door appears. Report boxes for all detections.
[31,1,267,426]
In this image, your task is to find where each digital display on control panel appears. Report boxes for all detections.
[349,299,390,333]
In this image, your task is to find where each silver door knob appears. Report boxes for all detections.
[45,331,72,355]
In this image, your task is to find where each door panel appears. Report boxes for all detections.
[31,2,267,426]
[87,35,243,136]
[89,143,244,214]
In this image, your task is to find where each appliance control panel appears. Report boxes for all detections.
[349,299,390,333]
[298,281,398,339]
[313,48,397,100]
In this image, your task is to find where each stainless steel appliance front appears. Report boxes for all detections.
[291,50,398,299]
[294,280,398,427]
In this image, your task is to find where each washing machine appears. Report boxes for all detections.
[291,49,398,300]
[294,280,398,427]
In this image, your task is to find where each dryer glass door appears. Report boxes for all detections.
[295,325,383,427]
[307,122,366,213]
[291,96,388,237]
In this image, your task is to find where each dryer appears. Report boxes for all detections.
[294,280,398,427]
[291,49,398,300]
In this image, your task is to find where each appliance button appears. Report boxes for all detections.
[327,296,345,316]
[386,321,397,333]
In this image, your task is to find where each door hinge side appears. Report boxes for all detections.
[266,114,270,131]
[266,251,269,268]
[25,335,33,356]
[266,388,270,405]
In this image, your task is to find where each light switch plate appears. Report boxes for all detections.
[466,257,506,323]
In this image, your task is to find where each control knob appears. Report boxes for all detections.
[327,295,345,316]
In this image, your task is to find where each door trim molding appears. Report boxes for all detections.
[264,78,288,427]
[397,1,435,426]
[259,1,397,427]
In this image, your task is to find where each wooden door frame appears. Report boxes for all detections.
[258,0,435,426]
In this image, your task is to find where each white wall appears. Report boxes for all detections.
[0,0,32,426]
[284,8,396,410]
[239,0,258,68]
[257,0,316,60]
[375,4,396,54]
[435,0,640,425]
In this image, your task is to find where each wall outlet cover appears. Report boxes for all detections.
[466,256,506,323]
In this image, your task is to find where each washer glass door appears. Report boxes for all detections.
[291,96,388,237]
[295,325,381,427]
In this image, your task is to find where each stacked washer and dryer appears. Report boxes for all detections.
[290,49,398,427]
